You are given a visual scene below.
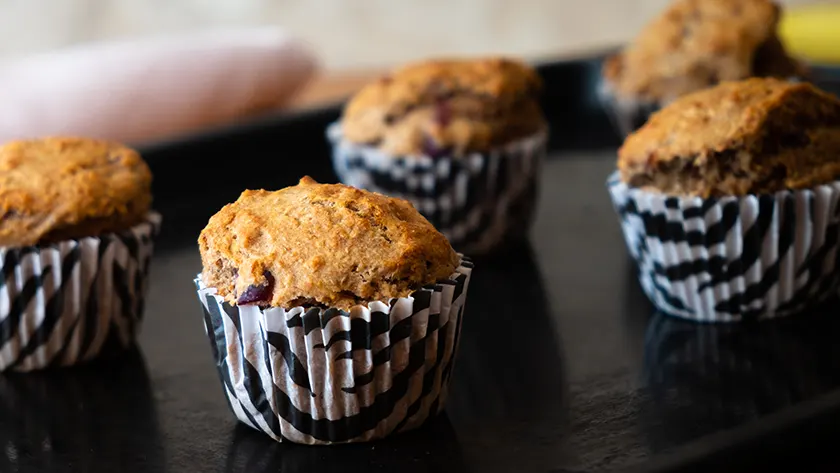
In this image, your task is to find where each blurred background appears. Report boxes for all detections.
[0,0,834,145]
[0,0,820,70]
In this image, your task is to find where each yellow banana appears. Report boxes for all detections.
[779,4,840,64]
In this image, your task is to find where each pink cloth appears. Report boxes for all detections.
[0,28,317,145]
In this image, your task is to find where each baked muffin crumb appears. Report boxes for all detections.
[199,177,460,310]
[0,137,152,247]
[618,78,840,197]
[341,57,545,157]
[603,0,804,104]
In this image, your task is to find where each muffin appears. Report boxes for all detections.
[607,78,840,322]
[327,57,548,255]
[195,177,473,444]
[0,137,160,370]
[601,0,806,136]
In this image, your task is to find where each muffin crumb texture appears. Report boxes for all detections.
[0,137,152,247]
[341,57,545,157]
[618,78,840,197]
[199,177,460,310]
[603,0,804,103]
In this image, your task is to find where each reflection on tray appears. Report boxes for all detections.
[812,65,840,97]
[445,241,567,424]
[225,413,466,473]
[0,347,164,471]
[642,299,840,452]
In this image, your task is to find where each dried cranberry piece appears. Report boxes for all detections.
[237,271,275,306]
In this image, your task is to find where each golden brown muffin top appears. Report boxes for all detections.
[341,57,546,157]
[602,0,804,103]
[0,137,152,247]
[199,177,460,310]
[618,78,840,197]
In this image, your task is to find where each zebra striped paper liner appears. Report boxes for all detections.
[0,213,161,371]
[327,123,547,255]
[607,172,840,322]
[195,258,473,444]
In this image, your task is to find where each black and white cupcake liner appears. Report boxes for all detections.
[607,172,840,322]
[327,123,547,255]
[195,257,473,445]
[0,213,161,371]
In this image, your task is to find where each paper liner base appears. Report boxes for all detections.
[0,213,161,371]
[195,258,473,444]
[608,172,840,322]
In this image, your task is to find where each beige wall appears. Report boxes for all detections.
[0,0,818,70]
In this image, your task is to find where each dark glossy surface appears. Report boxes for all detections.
[5,57,840,473]
[5,153,840,472]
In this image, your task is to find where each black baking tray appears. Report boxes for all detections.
[4,54,840,473]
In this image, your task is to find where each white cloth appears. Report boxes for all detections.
[0,28,317,145]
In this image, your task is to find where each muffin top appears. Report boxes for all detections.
[618,78,840,197]
[341,57,545,157]
[0,137,152,247]
[602,0,804,103]
[199,177,460,310]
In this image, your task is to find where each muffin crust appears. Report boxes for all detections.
[199,177,460,310]
[0,137,152,247]
[603,0,804,104]
[341,57,545,157]
[618,78,840,197]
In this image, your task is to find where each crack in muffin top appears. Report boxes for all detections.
[0,137,152,247]
[618,78,840,197]
[199,177,460,310]
[602,0,805,103]
[341,57,546,157]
